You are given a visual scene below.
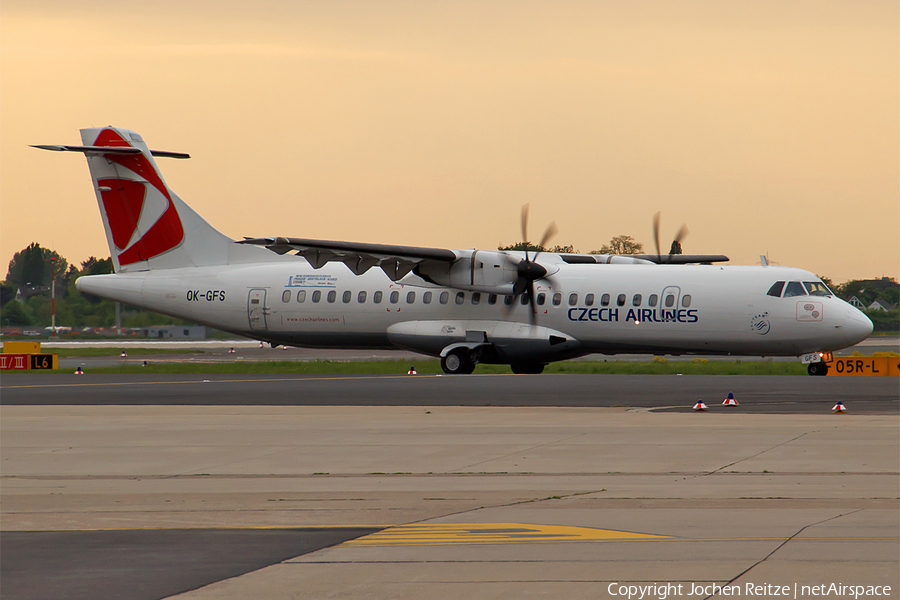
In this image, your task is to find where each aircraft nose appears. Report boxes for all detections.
[844,307,873,343]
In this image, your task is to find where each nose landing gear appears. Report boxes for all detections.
[808,362,828,376]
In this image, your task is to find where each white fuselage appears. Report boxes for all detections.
[77,255,872,361]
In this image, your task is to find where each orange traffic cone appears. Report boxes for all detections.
[723,392,738,406]
[693,400,707,411]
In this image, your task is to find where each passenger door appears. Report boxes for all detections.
[248,289,268,330]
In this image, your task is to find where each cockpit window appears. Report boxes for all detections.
[803,281,832,296]
[782,281,807,298]
[767,281,785,297]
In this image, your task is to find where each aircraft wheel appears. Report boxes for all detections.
[511,362,545,374]
[441,349,475,374]
[807,362,828,376]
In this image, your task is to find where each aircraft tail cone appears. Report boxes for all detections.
[74,366,84,375]
[723,392,738,406]
[142,361,148,367]
[832,401,846,413]
[693,400,707,411]
[259,342,264,348]
[120,351,127,357]
[228,348,235,354]
[408,366,417,375]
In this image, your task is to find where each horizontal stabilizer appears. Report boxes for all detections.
[31,145,190,159]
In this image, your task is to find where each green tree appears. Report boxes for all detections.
[0,300,35,326]
[5,243,68,290]
[0,282,16,306]
[549,244,577,254]
[498,242,546,253]
[590,235,644,255]
[80,256,113,276]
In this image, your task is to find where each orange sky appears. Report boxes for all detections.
[2,1,897,284]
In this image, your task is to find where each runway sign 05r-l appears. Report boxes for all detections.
[828,356,900,377]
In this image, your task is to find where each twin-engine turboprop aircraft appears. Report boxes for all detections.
[34,127,873,375]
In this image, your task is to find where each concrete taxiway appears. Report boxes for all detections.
[2,398,898,599]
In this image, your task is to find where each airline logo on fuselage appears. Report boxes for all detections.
[750,312,771,335]
[568,307,699,323]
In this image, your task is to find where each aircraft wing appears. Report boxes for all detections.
[238,237,458,280]
[561,253,729,265]
[631,254,729,264]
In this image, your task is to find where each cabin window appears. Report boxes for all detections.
[357,291,367,303]
[648,294,657,307]
[282,290,291,303]
[664,294,675,307]
[488,294,497,305]
[783,281,807,298]
[390,291,399,304]
[407,291,416,303]
[682,295,692,308]
[472,292,481,305]
[504,295,514,305]
[312,290,321,303]
[804,281,831,296]
[767,282,785,297]
[552,293,562,306]
[537,293,546,306]
[456,292,465,304]
[373,291,383,304]
[343,291,352,303]
[600,293,610,307]
[297,290,306,303]
[521,293,530,305]
[632,294,642,307]
[617,294,626,307]
[440,291,449,304]
[585,293,594,306]
[423,291,432,304]
[327,290,336,303]
[569,293,578,306]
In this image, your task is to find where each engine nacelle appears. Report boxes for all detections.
[415,250,520,294]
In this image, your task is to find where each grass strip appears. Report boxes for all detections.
[47,348,206,357]
[34,359,806,376]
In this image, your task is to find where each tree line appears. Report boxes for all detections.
[1,243,193,330]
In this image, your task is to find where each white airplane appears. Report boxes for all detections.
[34,127,873,375]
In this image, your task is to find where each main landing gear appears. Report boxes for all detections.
[440,349,476,374]
[439,348,546,375]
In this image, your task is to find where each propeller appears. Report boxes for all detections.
[652,212,689,264]
[508,204,557,325]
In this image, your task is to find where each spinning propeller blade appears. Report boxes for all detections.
[507,205,555,325]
